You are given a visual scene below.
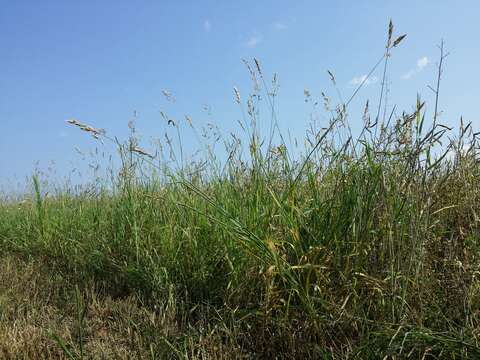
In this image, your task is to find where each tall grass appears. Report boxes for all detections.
[1,23,480,358]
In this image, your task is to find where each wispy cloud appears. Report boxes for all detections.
[349,74,378,86]
[402,56,429,80]
[203,20,211,33]
[245,35,262,48]
[272,22,287,31]
[417,56,429,69]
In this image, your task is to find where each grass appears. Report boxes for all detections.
[1,23,480,358]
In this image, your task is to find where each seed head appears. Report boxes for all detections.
[253,58,262,75]
[233,87,241,104]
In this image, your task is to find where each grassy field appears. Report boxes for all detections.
[1,28,480,358]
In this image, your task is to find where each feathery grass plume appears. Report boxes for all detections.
[66,119,105,140]
[387,19,393,48]
[130,145,155,158]
[393,34,407,47]
[253,57,262,75]
[327,70,336,85]
[242,58,260,91]
[242,58,255,77]
[161,89,175,102]
[233,87,241,104]
[362,100,370,126]
[160,111,168,122]
[247,98,254,116]
[304,88,311,102]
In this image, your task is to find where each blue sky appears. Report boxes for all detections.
[1,1,479,189]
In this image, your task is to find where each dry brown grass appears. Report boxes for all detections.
[0,256,253,359]
[0,256,159,359]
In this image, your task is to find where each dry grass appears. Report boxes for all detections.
[0,256,164,359]
[0,256,255,359]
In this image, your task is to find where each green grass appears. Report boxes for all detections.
[1,28,480,358]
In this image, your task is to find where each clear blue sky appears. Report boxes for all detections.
[1,1,478,189]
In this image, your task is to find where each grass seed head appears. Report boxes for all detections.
[253,58,262,75]
[387,19,394,48]
[233,87,241,104]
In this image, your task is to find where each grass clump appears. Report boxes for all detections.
[1,23,480,358]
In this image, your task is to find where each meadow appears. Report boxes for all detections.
[1,24,479,359]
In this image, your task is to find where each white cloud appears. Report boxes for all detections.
[272,22,286,31]
[204,20,211,32]
[402,56,429,80]
[417,56,429,69]
[402,69,416,80]
[245,35,262,48]
[349,74,378,86]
